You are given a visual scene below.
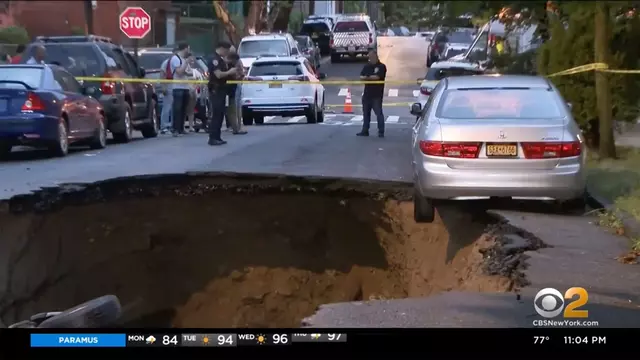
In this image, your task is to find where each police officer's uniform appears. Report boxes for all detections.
[207,52,229,144]
[357,61,387,137]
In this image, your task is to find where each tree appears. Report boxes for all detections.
[271,1,296,32]
[594,2,615,158]
[213,0,241,46]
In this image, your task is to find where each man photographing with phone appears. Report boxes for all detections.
[207,41,237,146]
[168,43,193,136]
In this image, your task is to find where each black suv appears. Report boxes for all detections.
[299,19,332,55]
[23,36,158,142]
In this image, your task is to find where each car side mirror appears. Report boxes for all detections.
[416,78,424,85]
[138,66,146,78]
[410,102,422,116]
[318,72,327,80]
[567,102,573,109]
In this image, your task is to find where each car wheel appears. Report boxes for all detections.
[50,117,70,157]
[330,54,340,63]
[141,100,159,138]
[306,99,318,124]
[413,188,435,223]
[0,143,12,160]
[557,193,587,215]
[316,98,324,123]
[112,104,133,143]
[254,116,264,125]
[242,112,254,126]
[89,113,107,150]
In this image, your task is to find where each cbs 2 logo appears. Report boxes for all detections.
[534,287,589,318]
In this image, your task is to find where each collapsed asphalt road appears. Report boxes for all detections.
[0,173,532,328]
[1,37,639,329]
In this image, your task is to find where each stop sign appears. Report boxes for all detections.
[119,7,151,39]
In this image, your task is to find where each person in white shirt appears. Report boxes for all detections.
[159,52,175,134]
[168,43,193,136]
[26,45,46,64]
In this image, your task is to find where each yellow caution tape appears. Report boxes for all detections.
[74,77,419,85]
[324,102,413,108]
[74,63,640,86]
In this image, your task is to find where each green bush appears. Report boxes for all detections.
[492,50,538,75]
[537,7,640,144]
[0,26,29,47]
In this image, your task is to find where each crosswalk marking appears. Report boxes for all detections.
[413,90,420,97]
[386,116,399,123]
[338,88,349,96]
[287,116,305,123]
[245,115,413,126]
[335,88,416,98]
[264,116,276,122]
[350,115,363,122]
[388,89,398,97]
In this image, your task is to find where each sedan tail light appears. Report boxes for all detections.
[419,86,432,96]
[21,92,46,111]
[419,141,481,158]
[522,141,581,159]
[288,75,310,81]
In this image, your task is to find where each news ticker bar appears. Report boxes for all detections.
[30,333,347,348]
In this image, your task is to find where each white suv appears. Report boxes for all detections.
[241,56,326,125]
[237,34,301,72]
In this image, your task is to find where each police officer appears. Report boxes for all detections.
[207,41,237,146]
[357,50,387,138]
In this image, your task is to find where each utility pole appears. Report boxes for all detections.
[84,0,94,35]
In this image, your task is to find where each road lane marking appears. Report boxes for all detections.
[324,114,336,119]
[264,116,276,122]
[338,88,349,96]
[287,116,305,123]
[388,89,399,97]
[413,90,420,97]
[386,116,399,123]
[350,115,363,122]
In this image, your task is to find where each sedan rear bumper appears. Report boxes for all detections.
[0,114,59,145]
[414,156,586,201]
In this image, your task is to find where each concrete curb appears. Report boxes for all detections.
[587,186,640,242]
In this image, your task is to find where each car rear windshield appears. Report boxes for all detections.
[25,44,103,76]
[445,48,466,59]
[301,22,330,33]
[239,40,289,57]
[137,52,171,70]
[0,67,42,89]
[249,62,303,76]
[436,89,564,119]
[294,37,310,49]
[446,31,474,44]
[426,67,481,81]
[334,21,369,32]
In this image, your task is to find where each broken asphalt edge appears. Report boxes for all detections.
[586,185,640,242]
[0,171,545,328]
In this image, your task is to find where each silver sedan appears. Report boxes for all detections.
[410,75,587,223]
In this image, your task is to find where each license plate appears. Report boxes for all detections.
[348,46,356,52]
[269,84,282,88]
[486,143,518,157]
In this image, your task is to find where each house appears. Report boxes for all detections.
[2,1,175,46]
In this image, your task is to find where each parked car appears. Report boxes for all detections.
[0,64,106,158]
[294,35,321,70]
[241,56,327,125]
[441,30,475,60]
[410,75,586,223]
[330,15,377,63]
[238,33,302,72]
[414,61,484,115]
[299,18,333,55]
[22,38,158,142]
